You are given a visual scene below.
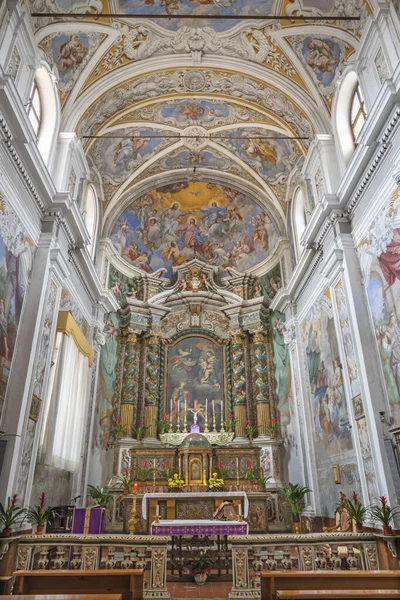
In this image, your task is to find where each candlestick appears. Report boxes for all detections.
[236,458,239,486]
[238,503,243,522]
[155,504,160,524]
[184,399,188,433]
[129,482,139,534]
[153,458,156,483]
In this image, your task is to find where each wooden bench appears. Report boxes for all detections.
[13,569,144,600]
[0,575,13,594]
[276,591,400,599]
[261,570,400,600]
[2,596,122,600]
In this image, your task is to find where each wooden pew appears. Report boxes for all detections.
[2,596,122,600]
[13,569,144,600]
[276,591,400,599]
[261,570,400,600]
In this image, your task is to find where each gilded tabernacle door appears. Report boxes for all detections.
[164,334,227,433]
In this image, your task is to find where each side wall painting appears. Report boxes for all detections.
[165,336,225,432]
[358,188,400,427]
[98,312,120,447]
[302,289,361,515]
[0,193,34,420]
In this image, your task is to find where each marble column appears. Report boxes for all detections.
[252,329,271,437]
[231,331,247,438]
[143,333,160,441]
[120,328,139,438]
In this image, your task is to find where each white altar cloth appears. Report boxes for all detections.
[142,491,249,519]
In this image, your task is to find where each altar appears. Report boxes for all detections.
[142,491,249,521]
[151,519,249,535]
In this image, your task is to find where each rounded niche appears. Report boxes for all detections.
[180,433,211,449]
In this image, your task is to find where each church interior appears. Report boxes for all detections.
[1,0,400,598]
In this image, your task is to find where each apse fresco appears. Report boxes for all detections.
[218,129,300,184]
[89,128,177,186]
[359,191,400,427]
[165,336,225,432]
[116,0,273,31]
[111,181,278,277]
[302,290,353,457]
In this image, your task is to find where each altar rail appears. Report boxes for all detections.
[228,532,392,599]
[15,534,170,599]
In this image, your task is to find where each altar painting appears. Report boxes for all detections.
[358,189,400,427]
[165,336,225,432]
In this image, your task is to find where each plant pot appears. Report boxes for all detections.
[0,528,11,538]
[383,525,393,536]
[292,513,301,534]
[194,572,208,586]
[123,489,129,496]
[36,525,46,535]
[355,523,364,533]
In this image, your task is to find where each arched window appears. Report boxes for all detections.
[26,80,42,136]
[350,83,367,141]
[82,185,98,257]
[293,187,307,259]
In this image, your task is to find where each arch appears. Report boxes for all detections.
[292,185,307,260]
[333,70,360,166]
[34,63,60,166]
[82,184,99,257]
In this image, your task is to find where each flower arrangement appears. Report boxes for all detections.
[168,473,184,490]
[164,460,175,481]
[87,485,113,509]
[155,414,169,434]
[116,468,132,494]
[245,421,256,441]
[245,460,268,489]
[190,550,213,579]
[110,418,126,443]
[245,459,255,480]
[0,494,26,536]
[267,417,277,438]
[25,493,55,533]
[346,491,367,530]
[133,460,154,482]
[132,421,148,441]
[208,472,225,491]
[368,496,400,535]
[226,412,236,432]
[216,460,229,480]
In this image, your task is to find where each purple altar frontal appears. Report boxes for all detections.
[151,519,249,536]
[72,507,106,534]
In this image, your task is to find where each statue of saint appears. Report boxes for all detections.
[323,492,352,532]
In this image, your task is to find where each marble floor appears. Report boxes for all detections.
[168,579,232,599]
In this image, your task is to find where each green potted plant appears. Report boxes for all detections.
[368,496,400,536]
[133,460,155,483]
[0,494,26,537]
[245,421,256,442]
[208,472,224,491]
[216,460,229,481]
[190,551,213,585]
[278,482,311,533]
[226,412,236,433]
[115,469,132,495]
[154,414,169,435]
[26,492,55,535]
[87,485,113,509]
[346,491,367,532]
[132,421,148,441]
[266,417,277,439]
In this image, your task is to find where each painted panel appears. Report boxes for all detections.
[111,181,279,277]
[165,335,225,432]
[98,312,121,447]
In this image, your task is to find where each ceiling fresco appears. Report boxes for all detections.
[110,181,279,276]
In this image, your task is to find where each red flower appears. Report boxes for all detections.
[11,494,17,508]
[380,496,387,507]
[271,417,275,424]
[116,418,121,425]
[162,414,166,421]
[40,492,45,509]
[260,466,264,475]
[247,459,252,468]
[247,421,251,427]
[143,461,148,469]
[227,412,231,418]
[352,491,359,505]
[218,460,223,469]
[165,460,170,468]
[125,468,130,477]
[139,421,143,428]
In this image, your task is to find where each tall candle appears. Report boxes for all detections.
[170,398,173,417]
[185,398,187,413]
[156,505,160,517]
[212,399,215,415]
[236,457,239,483]
[205,398,208,415]
[153,458,156,483]
[238,504,242,516]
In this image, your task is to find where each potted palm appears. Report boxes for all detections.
[26,492,55,535]
[346,491,367,532]
[116,469,132,495]
[190,551,213,585]
[88,485,113,509]
[278,482,311,533]
[0,494,26,537]
[368,496,399,536]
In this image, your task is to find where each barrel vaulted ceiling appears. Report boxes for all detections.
[30,0,371,276]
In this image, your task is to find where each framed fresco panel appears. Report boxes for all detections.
[164,334,226,432]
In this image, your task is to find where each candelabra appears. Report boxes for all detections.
[212,411,217,432]
[128,484,139,535]
[183,410,188,433]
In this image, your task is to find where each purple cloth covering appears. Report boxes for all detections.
[71,507,106,534]
[151,522,248,535]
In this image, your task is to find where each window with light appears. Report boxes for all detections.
[350,84,367,141]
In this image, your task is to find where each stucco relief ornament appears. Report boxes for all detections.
[283,324,296,345]
[182,126,208,151]
[183,70,207,92]
[93,325,106,347]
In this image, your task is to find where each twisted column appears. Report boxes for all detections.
[120,328,139,437]
[252,329,271,437]
[143,333,160,439]
[231,331,247,438]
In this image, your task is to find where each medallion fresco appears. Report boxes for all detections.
[89,127,177,187]
[217,128,302,185]
[165,336,225,432]
[358,188,400,427]
[116,0,272,31]
[111,181,278,277]
[40,31,106,98]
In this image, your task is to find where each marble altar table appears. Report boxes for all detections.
[142,491,249,520]
[151,519,249,535]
